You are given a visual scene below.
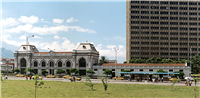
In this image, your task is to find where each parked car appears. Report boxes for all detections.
[69,76,81,81]
[16,74,24,77]
[113,77,124,80]
[63,75,71,79]
[32,76,43,80]
[46,75,55,78]
[169,78,181,82]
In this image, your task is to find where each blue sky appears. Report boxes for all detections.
[1,1,126,63]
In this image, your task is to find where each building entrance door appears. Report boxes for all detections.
[50,69,54,75]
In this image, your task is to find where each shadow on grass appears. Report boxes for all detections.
[86,89,97,91]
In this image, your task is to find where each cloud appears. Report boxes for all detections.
[33,36,43,39]
[66,17,78,23]
[19,35,26,40]
[4,24,97,35]
[53,19,64,24]
[32,37,77,51]
[54,35,60,39]
[104,36,125,41]
[96,44,126,58]
[41,19,51,24]
[18,15,39,24]
[90,20,94,22]
[1,18,19,27]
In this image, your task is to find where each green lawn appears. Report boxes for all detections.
[1,80,199,98]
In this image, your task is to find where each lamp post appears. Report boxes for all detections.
[113,47,119,65]
[26,35,34,75]
[190,48,192,75]
[48,48,55,75]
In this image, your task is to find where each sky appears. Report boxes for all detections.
[1,1,126,63]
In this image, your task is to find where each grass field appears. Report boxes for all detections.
[1,80,199,98]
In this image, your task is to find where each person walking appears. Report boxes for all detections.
[5,75,8,80]
[29,75,32,80]
[25,76,27,80]
[73,76,75,82]
[161,77,163,82]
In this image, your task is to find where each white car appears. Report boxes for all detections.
[184,77,194,81]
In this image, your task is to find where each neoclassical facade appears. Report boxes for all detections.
[14,42,99,75]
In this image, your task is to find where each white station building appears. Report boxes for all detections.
[14,42,191,77]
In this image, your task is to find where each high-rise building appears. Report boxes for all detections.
[126,1,200,62]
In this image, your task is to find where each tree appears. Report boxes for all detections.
[121,70,131,72]
[86,70,95,75]
[101,77,108,93]
[192,55,200,74]
[99,56,108,65]
[121,70,131,77]
[123,61,127,63]
[103,69,112,76]
[28,68,35,74]
[173,71,185,79]
[42,70,48,76]
[14,68,20,74]
[56,69,66,74]
[34,75,44,98]
[70,68,79,75]
[24,68,35,75]
[157,69,167,77]
[84,77,94,90]
[171,78,178,90]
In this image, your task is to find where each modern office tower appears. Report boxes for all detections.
[126,1,200,62]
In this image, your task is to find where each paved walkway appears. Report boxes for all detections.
[5,76,200,86]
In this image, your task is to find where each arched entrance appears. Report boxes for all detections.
[79,58,86,75]
[79,58,86,67]
[20,58,26,74]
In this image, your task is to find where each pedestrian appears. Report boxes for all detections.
[188,79,191,86]
[73,76,75,82]
[185,81,188,86]
[32,76,34,80]
[30,75,32,80]
[5,75,8,80]
[161,77,163,82]
[25,76,27,80]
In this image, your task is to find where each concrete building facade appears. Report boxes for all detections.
[126,1,200,62]
[14,43,99,75]
[93,63,190,77]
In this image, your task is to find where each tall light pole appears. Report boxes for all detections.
[26,35,34,75]
[48,48,55,75]
[113,47,119,65]
[190,48,192,75]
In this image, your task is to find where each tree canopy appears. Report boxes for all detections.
[99,56,108,65]
[42,70,48,75]
[86,70,95,75]
[70,68,79,75]
[56,69,66,74]
[103,69,112,75]
[121,70,131,72]
[157,69,167,73]
[174,71,185,79]
[14,68,20,73]
[129,57,190,64]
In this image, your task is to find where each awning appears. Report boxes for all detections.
[119,72,179,75]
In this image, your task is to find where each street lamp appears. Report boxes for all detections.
[26,35,34,75]
[48,48,55,75]
[190,48,192,75]
[113,47,119,64]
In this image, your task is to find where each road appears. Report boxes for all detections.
[4,76,200,86]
